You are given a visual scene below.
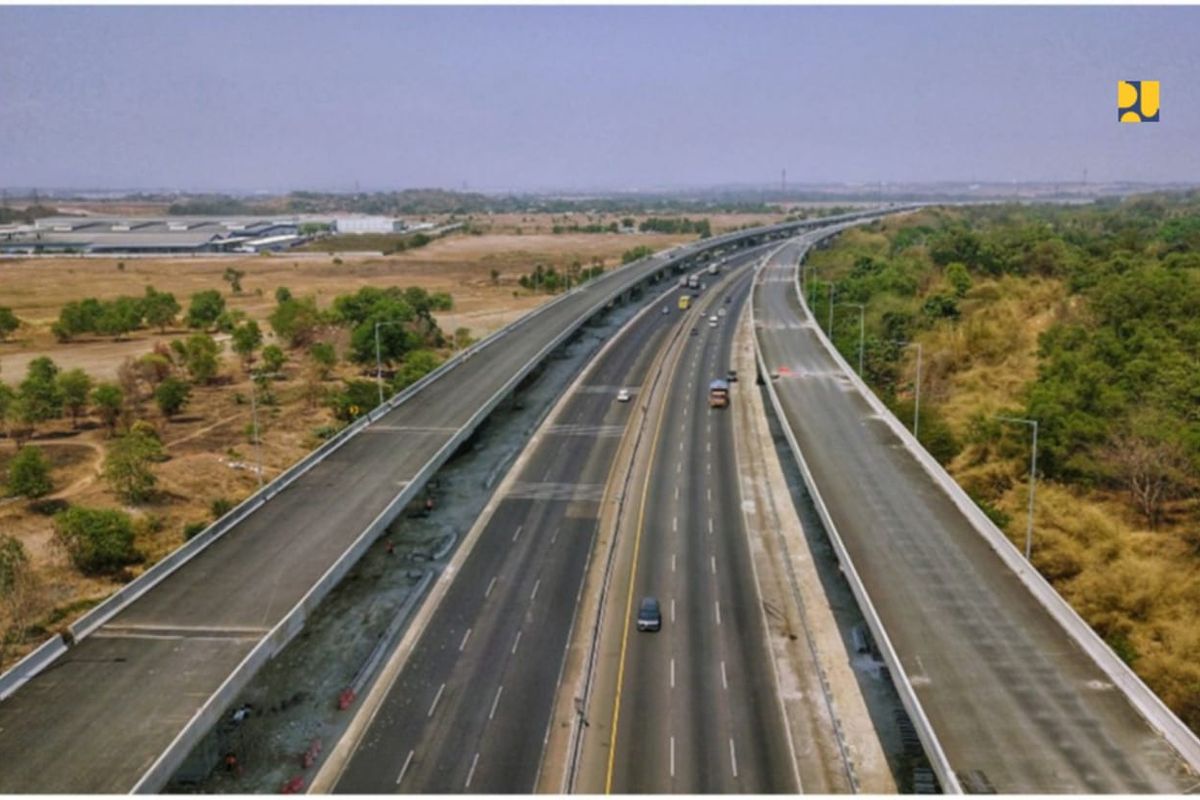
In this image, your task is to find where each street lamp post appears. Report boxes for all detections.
[996,415,1039,561]
[837,302,866,376]
[249,377,263,490]
[827,283,835,335]
[889,339,923,439]
[375,320,405,406]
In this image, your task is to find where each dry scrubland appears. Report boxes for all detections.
[809,210,1200,731]
[0,221,705,668]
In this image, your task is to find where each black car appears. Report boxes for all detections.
[637,597,662,632]
[726,369,738,382]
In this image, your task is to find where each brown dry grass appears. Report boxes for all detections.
[0,217,775,668]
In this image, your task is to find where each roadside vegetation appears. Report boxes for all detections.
[808,193,1200,732]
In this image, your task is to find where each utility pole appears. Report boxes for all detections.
[375,320,404,406]
[838,303,866,376]
[889,340,922,439]
[997,416,1039,561]
[827,283,835,336]
[250,375,263,490]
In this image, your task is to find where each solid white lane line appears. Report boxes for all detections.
[465,752,480,789]
[512,525,523,542]
[459,628,472,652]
[715,601,722,626]
[670,736,676,778]
[671,658,675,688]
[730,738,739,778]
[427,683,446,717]
[512,630,522,654]
[489,685,504,720]
[530,579,541,601]
[721,660,729,690]
[396,749,414,785]
[485,576,497,598]
[711,556,717,575]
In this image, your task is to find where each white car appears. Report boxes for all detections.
[616,389,631,402]
[717,307,726,317]
[709,314,719,323]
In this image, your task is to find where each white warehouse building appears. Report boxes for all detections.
[334,216,406,234]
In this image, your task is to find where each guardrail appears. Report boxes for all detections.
[749,233,965,794]
[789,235,1200,775]
[0,207,905,774]
[131,237,721,791]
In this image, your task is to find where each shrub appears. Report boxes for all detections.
[210,497,234,518]
[154,377,192,418]
[103,430,163,503]
[185,289,226,330]
[53,506,139,575]
[183,521,207,540]
[6,446,53,499]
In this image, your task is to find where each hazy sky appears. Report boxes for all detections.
[2,5,1198,192]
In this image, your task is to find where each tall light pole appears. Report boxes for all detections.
[827,283,835,335]
[249,375,263,490]
[889,339,923,439]
[996,416,1039,561]
[375,319,405,406]
[837,302,866,376]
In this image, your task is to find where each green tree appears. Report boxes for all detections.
[185,289,226,330]
[19,356,63,424]
[142,286,181,333]
[275,286,292,303]
[309,342,337,378]
[154,377,191,419]
[945,262,972,298]
[103,429,163,503]
[0,534,30,599]
[176,333,222,384]
[260,344,286,374]
[95,296,143,339]
[3,395,35,450]
[328,380,379,421]
[56,368,93,429]
[621,245,655,264]
[269,295,323,348]
[6,446,52,498]
[392,350,442,391]
[223,266,246,294]
[53,506,138,575]
[0,307,20,340]
[91,383,124,435]
[231,320,263,369]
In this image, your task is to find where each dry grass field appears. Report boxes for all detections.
[0,218,734,668]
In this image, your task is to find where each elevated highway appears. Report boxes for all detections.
[753,234,1200,792]
[0,210,897,793]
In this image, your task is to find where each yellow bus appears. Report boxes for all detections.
[678,294,691,310]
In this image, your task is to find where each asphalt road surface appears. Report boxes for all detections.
[332,246,774,793]
[0,246,702,793]
[604,260,798,793]
[753,237,1197,793]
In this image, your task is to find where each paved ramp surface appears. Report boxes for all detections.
[754,239,1197,793]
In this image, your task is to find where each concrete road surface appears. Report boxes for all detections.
[754,238,1197,793]
[599,262,798,793]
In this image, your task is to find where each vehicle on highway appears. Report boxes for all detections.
[690,327,699,336]
[662,305,670,314]
[686,274,700,290]
[726,369,738,382]
[678,294,691,310]
[717,307,726,317]
[637,597,662,632]
[616,388,631,402]
[709,314,719,324]
[707,263,719,275]
[724,295,732,304]
[709,378,730,408]
[699,281,707,290]
[708,319,718,328]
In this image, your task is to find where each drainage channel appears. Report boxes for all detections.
[757,377,940,794]
[165,288,670,794]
